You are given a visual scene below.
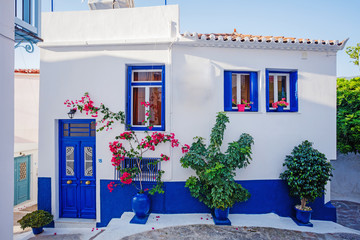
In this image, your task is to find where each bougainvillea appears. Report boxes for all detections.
[65,94,187,195]
[272,98,289,108]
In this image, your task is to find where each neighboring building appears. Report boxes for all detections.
[14,69,40,206]
[38,5,346,227]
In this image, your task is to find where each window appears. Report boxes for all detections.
[224,71,258,112]
[127,66,165,131]
[266,69,298,112]
[115,158,160,182]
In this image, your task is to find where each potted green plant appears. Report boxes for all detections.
[18,210,53,235]
[232,99,252,112]
[280,140,333,225]
[181,112,254,224]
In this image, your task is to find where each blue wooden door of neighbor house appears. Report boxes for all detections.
[14,155,30,206]
[59,120,96,219]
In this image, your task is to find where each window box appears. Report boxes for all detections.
[266,69,298,112]
[127,65,165,131]
[224,71,258,112]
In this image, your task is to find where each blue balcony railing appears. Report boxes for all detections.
[15,0,42,52]
[115,158,161,182]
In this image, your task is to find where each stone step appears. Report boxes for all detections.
[55,218,97,228]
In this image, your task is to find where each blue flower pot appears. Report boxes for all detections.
[214,207,230,220]
[277,106,284,112]
[132,193,150,219]
[295,206,313,224]
[32,227,43,235]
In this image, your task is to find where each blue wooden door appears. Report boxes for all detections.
[14,155,30,206]
[59,120,96,219]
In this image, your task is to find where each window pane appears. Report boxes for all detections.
[241,75,250,105]
[71,128,89,133]
[232,74,237,107]
[84,147,93,177]
[269,75,274,107]
[70,123,89,128]
[133,71,162,82]
[70,132,90,137]
[277,76,287,101]
[149,87,162,126]
[63,124,69,129]
[66,147,75,176]
[133,87,146,125]
[90,122,96,129]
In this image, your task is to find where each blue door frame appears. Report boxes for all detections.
[59,119,96,219]
[14,155,31,206]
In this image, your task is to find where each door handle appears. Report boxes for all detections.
[67,180,72,184]
[85,181,91,185]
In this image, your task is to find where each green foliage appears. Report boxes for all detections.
[181,112,254,210]
[18,210,53,229]
[337,77,360,154]
[280,141,333,205]
[346,43,360,66]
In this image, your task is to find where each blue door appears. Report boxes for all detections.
[59,120,96,219]
[14,155,31,206]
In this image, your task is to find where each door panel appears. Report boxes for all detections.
[14,156,30,206]
[59,119,96,219]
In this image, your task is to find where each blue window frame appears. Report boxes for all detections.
[266,69,298,112]
[224,71,258,112]
[127,65,165,131]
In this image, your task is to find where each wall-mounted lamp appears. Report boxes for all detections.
[67,108,77,119]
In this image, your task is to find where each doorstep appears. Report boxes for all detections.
[55,218,97,228]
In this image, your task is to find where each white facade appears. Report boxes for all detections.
[14,71,40,204]
[39,5,343,222]
[0,0,15,238]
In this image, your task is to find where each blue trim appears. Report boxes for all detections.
[98,179,336,227]
[38,177,54,228]
[127,65,165,131]
[224,71,258,112]
[266,69,298,112]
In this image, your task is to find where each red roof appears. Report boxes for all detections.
[14,69,40,74]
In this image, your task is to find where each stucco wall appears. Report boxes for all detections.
[0,0,15,238]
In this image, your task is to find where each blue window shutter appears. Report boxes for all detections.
[265,69,270,112]
[250,72,258,112]
[161,66,165,131]
[224,71,232,111]
[290,71,298,112]
[126,66,132,127]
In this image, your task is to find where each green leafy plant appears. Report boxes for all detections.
[345,43,359,66]
[280,141,333,211]
[337,77,360,154]
[18,210,53,229]
[180,112,254,210]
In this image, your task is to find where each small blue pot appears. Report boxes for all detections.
[32,227,43,235]
[295,206,313,224]
[277,106,284,112]
[132,193,150,219]
[214,207,230,220]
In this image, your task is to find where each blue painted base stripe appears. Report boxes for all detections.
[38,177,54,228]
[98,179,336,227]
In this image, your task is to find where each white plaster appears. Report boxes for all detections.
[0,1,14,239]
[39,5,338,222]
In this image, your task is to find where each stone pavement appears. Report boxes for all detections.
[332,200,360,231]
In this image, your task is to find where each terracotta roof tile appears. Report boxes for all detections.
[14,69,40,74]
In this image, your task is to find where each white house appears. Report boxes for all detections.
[14,69,40,207]
[38,5,346,227]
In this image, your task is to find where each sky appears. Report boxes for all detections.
[15,0,360,77]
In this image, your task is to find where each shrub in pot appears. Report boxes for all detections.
[280,140,333,224]
[18,210,53,235]
[180,112,253,222]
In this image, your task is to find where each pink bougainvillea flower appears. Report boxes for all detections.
[144,188,149,191]
[148,126,153,130]
[120,172,132,184]
[156,216,160,218]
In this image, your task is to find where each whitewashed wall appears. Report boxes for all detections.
[39,5,337,220]
[0,0,14,238]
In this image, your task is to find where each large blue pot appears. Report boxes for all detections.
[32,227,43,235]
[295,206,313,224]
[132,193,150,218]
[214,207,230,220]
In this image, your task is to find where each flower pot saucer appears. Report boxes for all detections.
[211,213,231,226]
[130,214,150,224]
[291,216,313,227]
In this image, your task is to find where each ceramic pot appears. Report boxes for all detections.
[295,206,312,224]
[214,207,230,220]
[132,193,150,218]
[277,106,284,112]
[237,104,246,112]
[32,227,43,235]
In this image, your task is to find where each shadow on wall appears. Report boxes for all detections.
[331,153,360,203]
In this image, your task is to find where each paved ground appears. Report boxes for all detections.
[332,200,360,231]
